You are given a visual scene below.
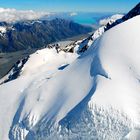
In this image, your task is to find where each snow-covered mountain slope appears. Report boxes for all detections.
[1,15,140,140]
[0,48,78,140]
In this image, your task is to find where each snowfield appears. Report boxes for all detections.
[1,15,140,140]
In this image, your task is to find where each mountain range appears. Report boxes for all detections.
[0,18,92,52]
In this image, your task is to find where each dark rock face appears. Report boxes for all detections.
[122,2,140,20]
[0,18,92,52]
[105,2,140,31]
[0,56,29,85]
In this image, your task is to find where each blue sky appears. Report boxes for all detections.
[0,0,139,13]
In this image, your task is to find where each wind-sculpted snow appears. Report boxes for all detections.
[1,15,140,140]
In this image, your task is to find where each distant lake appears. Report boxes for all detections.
[71,13,97,25]
[46,12,116,26]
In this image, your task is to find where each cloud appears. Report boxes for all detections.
[99,14,124,26]
[70,12,77,16]
[0,8,49,23]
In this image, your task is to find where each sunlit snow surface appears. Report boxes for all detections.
[1,16,140,140]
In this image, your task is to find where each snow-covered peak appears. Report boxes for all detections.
[0,26,7,35]
[1,13,140,140]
